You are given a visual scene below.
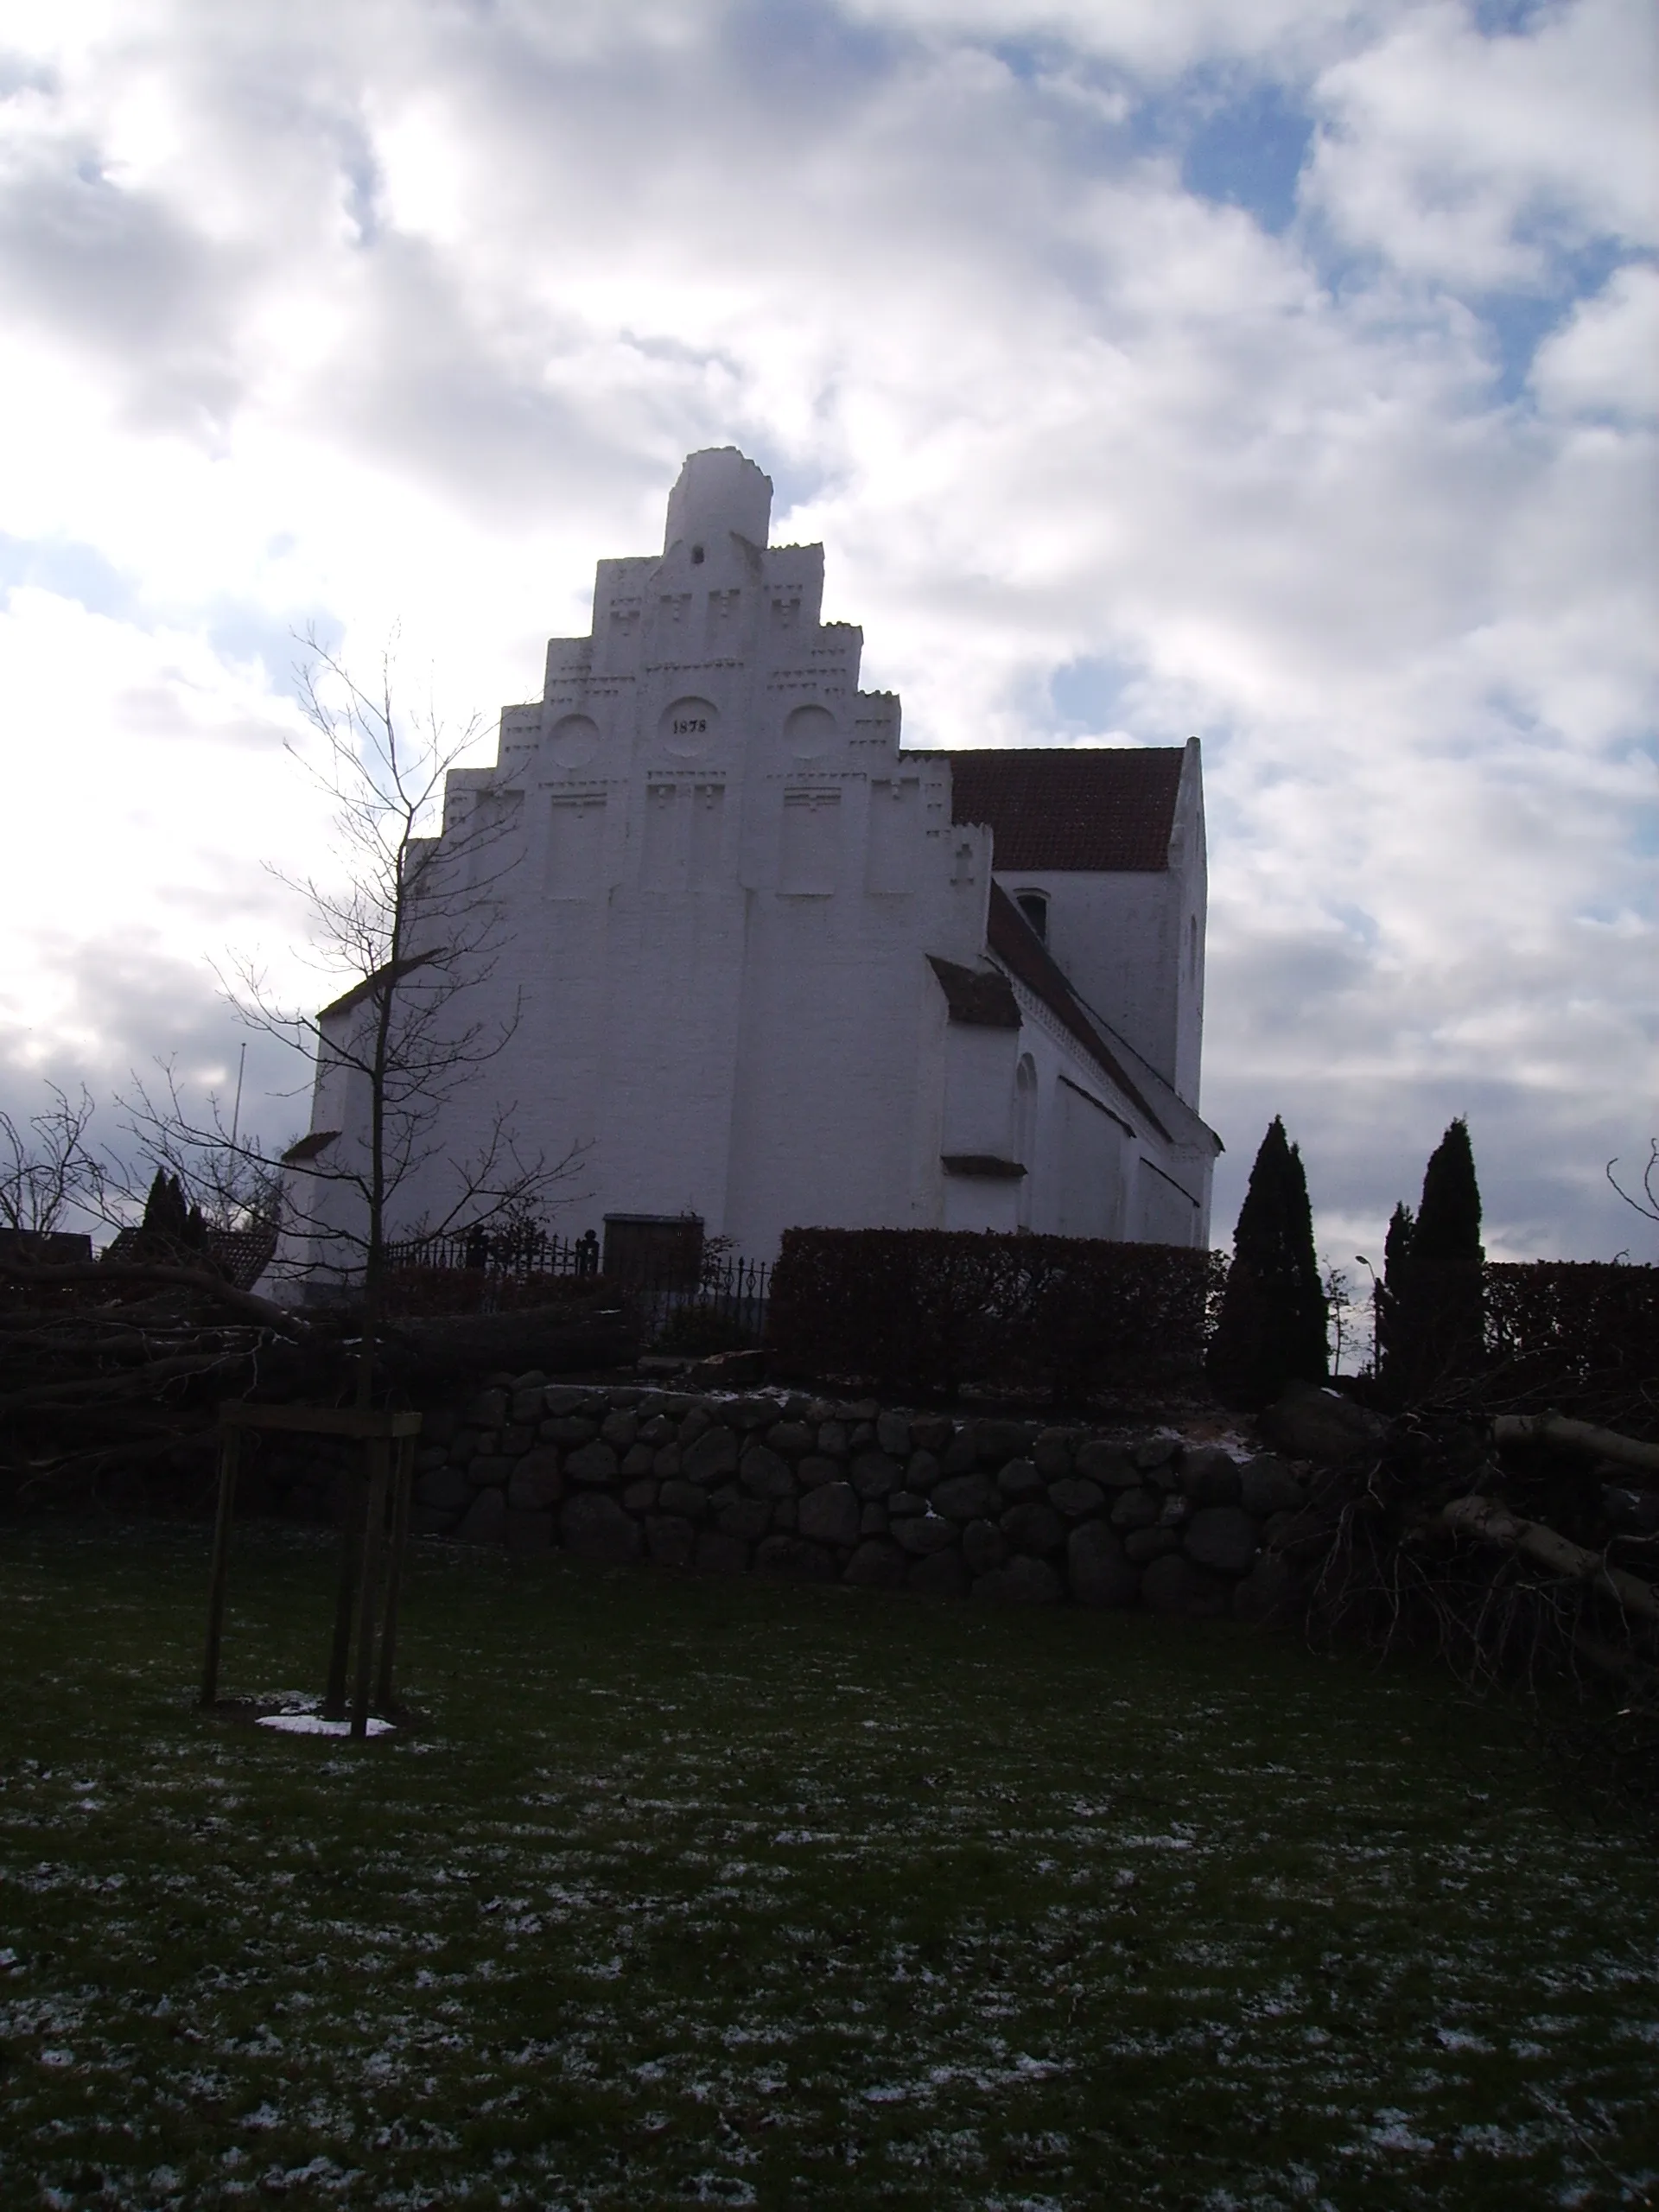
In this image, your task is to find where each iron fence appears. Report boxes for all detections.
[384,1225,771,1346]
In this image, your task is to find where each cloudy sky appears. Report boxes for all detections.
[0,0,1653,1268]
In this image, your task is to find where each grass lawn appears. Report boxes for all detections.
[1,1523,1656,2210]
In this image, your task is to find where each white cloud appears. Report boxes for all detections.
[0,0,1651,1262]
[1532,260,1659,418]
[1306,0,1658,286]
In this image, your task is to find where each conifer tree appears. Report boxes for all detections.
[1207,1116,1328,1408]
[1379,1119,1485,1401]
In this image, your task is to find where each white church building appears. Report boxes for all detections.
[282,448,1220,1281]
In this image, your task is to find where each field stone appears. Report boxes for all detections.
[1158,1493,1192,1527]
[467,1455,515,1490]
[693,1529,750,1575]
[909,1415,955,1454]
[499,1424,536,1456]
[718,1497,773,1542]
[1067,1522,1140,1609]
[843,1539,907,1590]
[652,1445,682,1479]
[1239,1456,1305,1517]
[542,1386,589,1415]
[727,1397,778,1433]
[466,1388,509,1430]
[739,1445,796,1498]
[446,1428,483,1466]
[755,1533,837,1583]
[1178,1446,1242,1507]
[564,1440,619,1486]
[908,1549,969,1599]
[772,1498,798,1531]
[1185,1506,1258,1577]
[1124,1527,1179,1564]
[798,1481,861,1548]
[1074,1440,1141,1489]
[1048,1477,1105,1520]
[850,1452,905,1500]
[658,1478,709,1522]
[645,1515,696,1567]
[509,1389,544,1427]
[505,1510,552,1554]
[454,1488,507,1546]
[679,1407,713,1446]
[931,1471,1001,1522]
[540,1415,598,1447]
[416,1466,470,1513]
[938,1430,979,1477]
[974,1556,1063,1605]
[560,1491,641,1565]
[506,1450,562,1511]
[876,1411,912,1457]
[1261,1381,1389,1466]
[962,1518,1007,1577]
[797,1455,840,1491]
[892,1515,959,1557]
[887,1491,927,1516]
[858,1503,890,1536]
[1033,1429,1076,1480]
[683,1426,741,1484]
[601,1411,639,1448]
[1111,1487,1160,1531]
[906,1449,941,1491]
[622,1478,659,1512]
[1000,1501,1065,1556]
[974,1418,1032,1465]
[766,1421,816,1458]
[817,1421,850,1458]
[638,1414,676,1446]
[1233,1554,1306,1625]
[996,1458,1046,1503]
[619,1445,656,1478]
[1132,1433,1179,1471]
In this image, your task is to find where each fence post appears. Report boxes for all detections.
[350,1437,391,1741]
[200,1421,240,1708]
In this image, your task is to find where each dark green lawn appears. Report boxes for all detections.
[1,1522,1655,2209]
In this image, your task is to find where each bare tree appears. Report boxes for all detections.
[1607,1141,1659,1228]
[0,1084,105,1242]
[194,631,583,1396]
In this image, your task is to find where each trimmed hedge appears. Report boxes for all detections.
[766,1229,1224,1400]
[1482,1261,1659,1426]
[380,1265,622,1319]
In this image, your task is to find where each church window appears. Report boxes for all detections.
[1016,891,1049,941]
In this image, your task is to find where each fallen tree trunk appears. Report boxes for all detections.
[1440,1493,1659,1627]
[0,1255,306,1338]
[1492,1412,1659,1477]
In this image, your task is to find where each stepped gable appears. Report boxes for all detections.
[940,746,1185,873]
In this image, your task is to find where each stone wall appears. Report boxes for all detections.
[389,1377,1313,1620]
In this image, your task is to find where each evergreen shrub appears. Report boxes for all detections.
[1206,1118,1327,1408]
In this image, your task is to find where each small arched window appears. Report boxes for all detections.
[1015,891,1049,942]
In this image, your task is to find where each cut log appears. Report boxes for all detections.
[1491,1413,1659,1477]
[1440,1493,1659,1626]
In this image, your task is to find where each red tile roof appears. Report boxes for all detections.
[937,746,1185,872]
